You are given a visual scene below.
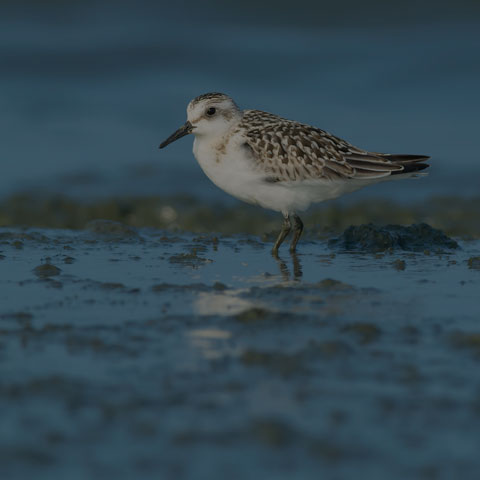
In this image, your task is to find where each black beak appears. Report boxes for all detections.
[159,121,194,149]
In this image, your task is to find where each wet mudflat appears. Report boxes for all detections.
[2,1,480,477]
[1,221,480,480]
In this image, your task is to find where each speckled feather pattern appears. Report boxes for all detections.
[237,109,407,182]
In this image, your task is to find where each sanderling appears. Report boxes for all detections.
[159,92,429,255]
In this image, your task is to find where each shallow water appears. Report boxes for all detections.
[1,224,480,479]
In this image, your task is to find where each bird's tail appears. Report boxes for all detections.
[381,154,430,175]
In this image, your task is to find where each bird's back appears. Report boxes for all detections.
[238,109,429,184]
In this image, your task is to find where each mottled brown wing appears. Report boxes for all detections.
[241,110,405,182]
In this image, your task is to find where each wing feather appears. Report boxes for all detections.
[240,110,429,182]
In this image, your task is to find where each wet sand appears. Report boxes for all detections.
[1,208,480,479]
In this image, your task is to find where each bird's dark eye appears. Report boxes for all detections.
[206,107,216,116]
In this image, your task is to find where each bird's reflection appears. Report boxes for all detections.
[272,251,303,281]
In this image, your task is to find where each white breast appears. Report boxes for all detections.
[193,134,266,205]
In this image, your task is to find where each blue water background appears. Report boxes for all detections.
[1,0,479,202]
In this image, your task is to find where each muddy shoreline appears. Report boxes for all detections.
[1,193,479,239]
[1,212,479,479]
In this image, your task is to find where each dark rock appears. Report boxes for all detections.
[329,223,458,253]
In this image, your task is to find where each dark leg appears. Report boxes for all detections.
[272,213,291,256]
[289,214,304,253]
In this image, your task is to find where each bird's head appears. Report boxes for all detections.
[159,92,241,149]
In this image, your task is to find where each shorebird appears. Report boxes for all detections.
[159,93,429,255]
